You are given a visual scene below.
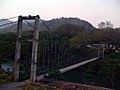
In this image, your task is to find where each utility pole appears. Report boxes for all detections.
[14,15,40,82]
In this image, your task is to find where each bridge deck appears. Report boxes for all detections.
[37,57,99,80]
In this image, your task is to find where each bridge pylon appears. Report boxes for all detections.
[14,15,40,82]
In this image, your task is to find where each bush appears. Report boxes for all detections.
[48,69,64,80]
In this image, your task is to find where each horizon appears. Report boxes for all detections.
[0,0,120,28]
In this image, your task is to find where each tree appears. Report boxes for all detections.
[98,21,113,29]
[106,21,113,28]
[69,30,90,47]
[98,22,106,29]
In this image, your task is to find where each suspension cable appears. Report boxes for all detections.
[0,16,18,23]
[24,20,34,30]
[0,22,17,27]
[39,19,64,70]
[39,19,52,32]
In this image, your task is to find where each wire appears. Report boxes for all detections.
[39,19,61,39]
[0,22,17,27]
[0,16,18,23]
[39,19,52,33]
[39,19,65,70]
[25,20,34,30]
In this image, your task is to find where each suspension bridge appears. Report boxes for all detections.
[0,15,105,83]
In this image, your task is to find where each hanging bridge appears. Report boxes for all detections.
[0,15,105,83]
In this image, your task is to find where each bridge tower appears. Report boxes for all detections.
[14,15,40,82]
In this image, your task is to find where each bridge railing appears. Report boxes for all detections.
[36,31,99,76]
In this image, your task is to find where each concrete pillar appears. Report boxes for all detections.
[14,16,22,81]
[30,15,40,82]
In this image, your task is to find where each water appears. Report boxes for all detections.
[1,62,13,72]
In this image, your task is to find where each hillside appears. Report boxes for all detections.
[40,17,95,31]
[0,19,14,29]
[0,17,95,33]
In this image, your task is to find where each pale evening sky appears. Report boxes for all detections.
[0,0,119,27]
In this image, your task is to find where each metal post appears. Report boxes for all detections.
[14,16,22,81]
[97,43,105,59]
[97,44,100,58]
[101,43,105,58]
[30,15,39,82]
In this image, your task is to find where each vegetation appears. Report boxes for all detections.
[0,70,13,84]
[84,52,120,90]
[0,33,16,60]
[0,24,120,90]
[48,69,64,80]
[98,21,113,29]
[20,82,57,90]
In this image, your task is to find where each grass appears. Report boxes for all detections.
[17,83,58,90]
[0,71,14,84]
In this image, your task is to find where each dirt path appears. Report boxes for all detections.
[0,82,25,90]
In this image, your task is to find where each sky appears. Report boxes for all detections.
[0,0,120,27]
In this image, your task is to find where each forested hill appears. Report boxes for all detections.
[40,17,95,31]
[0,17,95,33]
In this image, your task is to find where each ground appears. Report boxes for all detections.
[0,79,113,90]
[0,82,25,90]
